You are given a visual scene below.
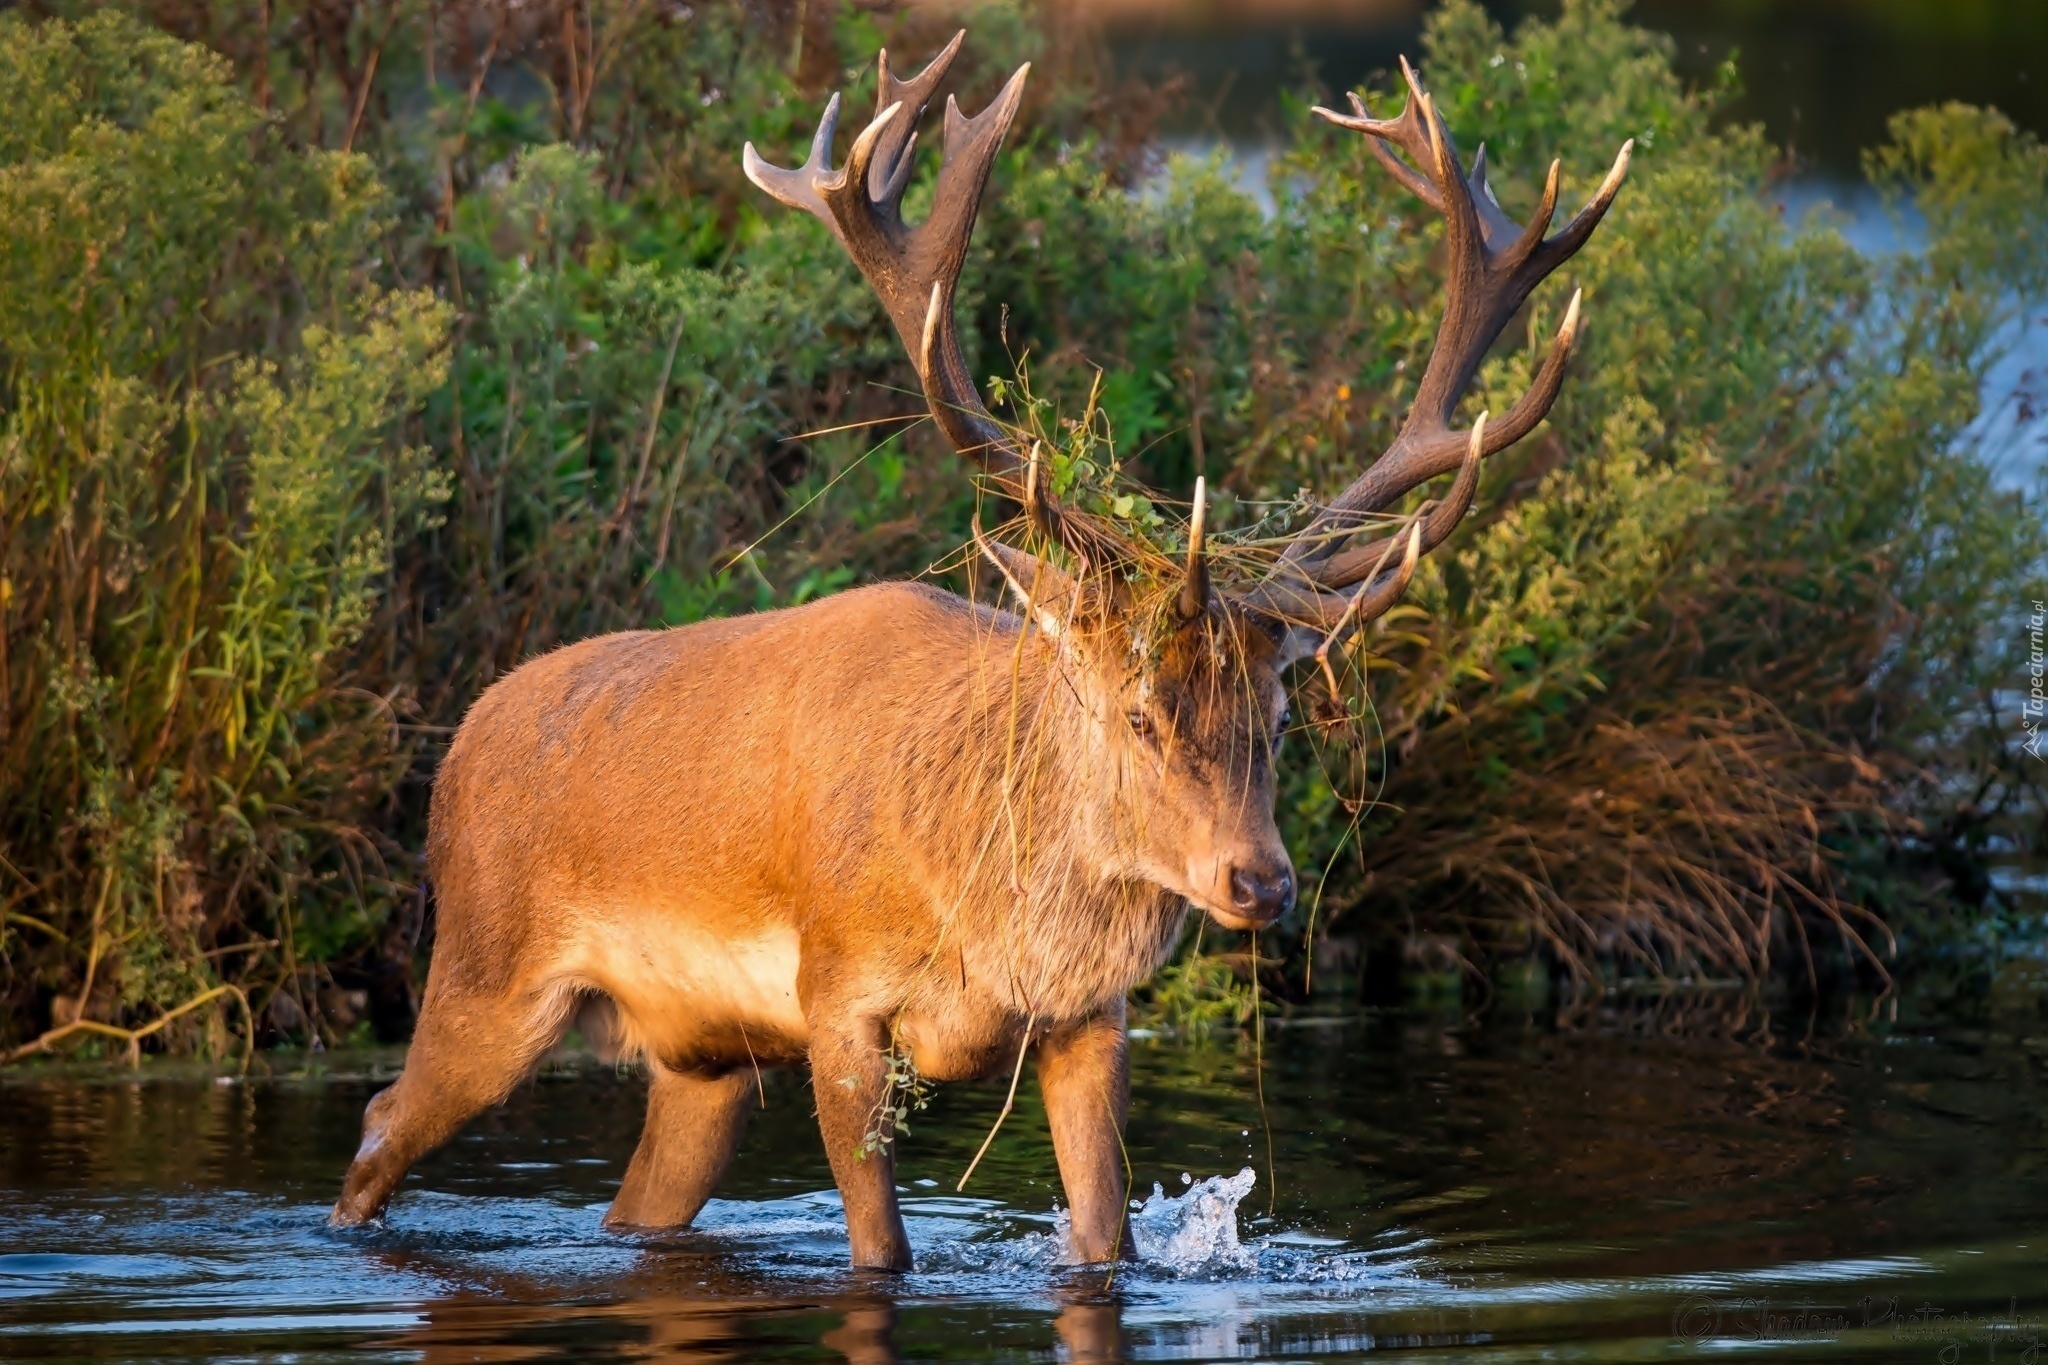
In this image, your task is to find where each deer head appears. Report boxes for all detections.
[743,36,1629,931]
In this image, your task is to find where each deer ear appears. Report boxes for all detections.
[975,530,1083,640]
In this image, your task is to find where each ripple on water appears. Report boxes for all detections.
[0,1166,1430,1340]
[6,1013,2042,1359]
[11,1161,1983,1365]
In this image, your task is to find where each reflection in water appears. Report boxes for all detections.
[374,1285,1128,1364]
[2,1002,2045,1361]
[375,1288,1130,1364]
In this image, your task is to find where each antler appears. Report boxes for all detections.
[1179,475,1209,620]
[745,33,1090,549]
[1251,57,1630,622]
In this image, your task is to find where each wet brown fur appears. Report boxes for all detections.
[331,573,1293,1268]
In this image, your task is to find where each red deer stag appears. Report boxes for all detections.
[331,32,1628,1269]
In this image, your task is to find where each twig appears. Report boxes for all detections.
[198,938,279,960]
[737,1018,766,1108]
[609,310,689,539]
[341,2,403,154]
[715,421,909,575]
[956,1013,1034,1192]
[0,849,38,893]
[1252,930,1276,1216]
[3,910,64,942]
[2,983,253,1070]
[1106,1088,1134,1288]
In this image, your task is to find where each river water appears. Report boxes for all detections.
[5,995,2045,1361]
[1103,0,2046,181]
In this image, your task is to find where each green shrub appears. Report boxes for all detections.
[4,0,2044,1055]
[0,13,449,1056]
[968,0,2047,991]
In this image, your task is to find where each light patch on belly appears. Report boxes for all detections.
[567,912,806,1052]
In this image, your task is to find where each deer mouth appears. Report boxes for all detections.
[1202,902,1285,933]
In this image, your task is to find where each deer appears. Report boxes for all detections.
[330,31,1628,1270]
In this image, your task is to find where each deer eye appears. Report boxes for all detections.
[1274,706,1291,743]
[1126,709,1157,745]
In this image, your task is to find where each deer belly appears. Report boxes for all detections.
[572,914,808,1067]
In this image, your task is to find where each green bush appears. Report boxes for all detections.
[971,1,2048,991]
[2,0,2043,1054]
[0,13,449,1055]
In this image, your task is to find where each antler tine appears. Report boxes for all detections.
[1532,139,1632,276]
[1179,476,1209,620]
[742,91,843,230]
[868,31,964,204]
[914,67,1031,355]
[1346,519,1424,628]
[1320,78,1550,267]
[1299,413,1487,591]
[1505,155,1562,267]
[1296,287,1582,561]
[1310,58,1442,212]
[1273,56,1629,598]
[1246,418,1480,628]
[1259,515,1426,639]
[1466,143,1526,254]
[746,34,1089,550]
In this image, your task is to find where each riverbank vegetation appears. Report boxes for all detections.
[2,0,2044,1056]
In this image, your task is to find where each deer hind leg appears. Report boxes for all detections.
[603,1062,755,1229]
[330,981,574,1226]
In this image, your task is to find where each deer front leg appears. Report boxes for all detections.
[1037,1009,1133,1262]
[808,1015,913,1270]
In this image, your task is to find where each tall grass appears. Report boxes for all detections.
[2,0,2043,1055]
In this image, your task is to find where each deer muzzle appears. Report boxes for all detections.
[1205,855,1295,931]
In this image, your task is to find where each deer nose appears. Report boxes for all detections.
[1228,861,1295,924]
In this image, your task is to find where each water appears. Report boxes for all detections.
[1104,0,2047,181]
[5,1000,2046,1361]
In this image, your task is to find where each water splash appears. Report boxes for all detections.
[1130,1167,1259,1274]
